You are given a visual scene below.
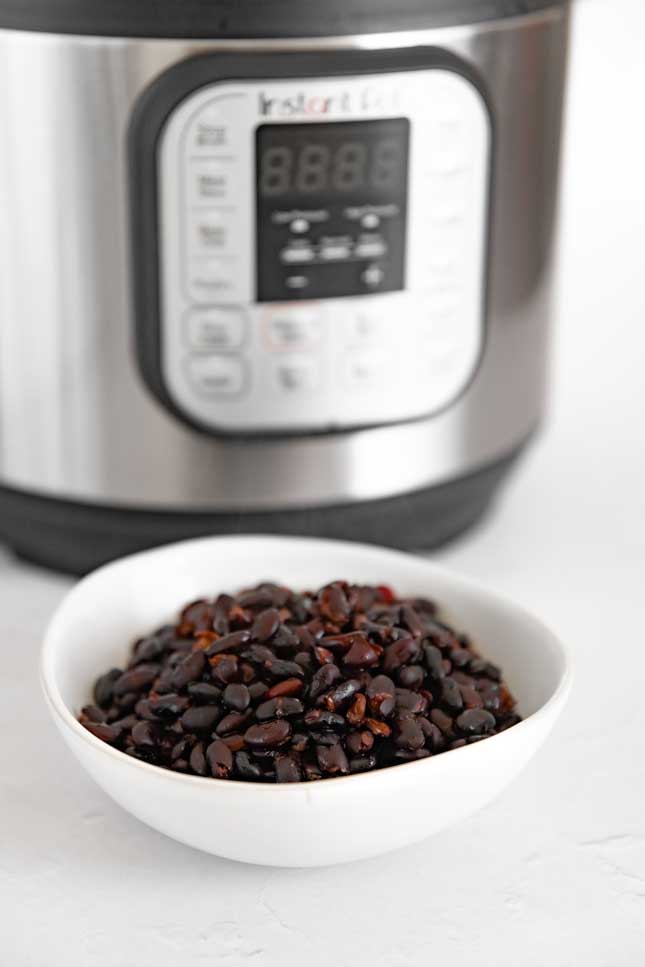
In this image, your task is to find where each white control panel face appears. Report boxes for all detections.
[158,70,491,432]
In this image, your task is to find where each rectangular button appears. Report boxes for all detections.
[186,354,245,396]
[273,356,320,393]
[262,306,322,350]
[320,241,352,261]
[281,245,315,265]
[185,307,246,351]
[426,119,469,174]
[186,109,231,154]
[188,211,237,255]
[188,161,236,204]
[188,257,238,303]
[354,239,387,260]
[343,351,389,389]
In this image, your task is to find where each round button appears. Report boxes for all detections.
[290,218,310,234]
[361,213,380,230]
[361,264,384,288]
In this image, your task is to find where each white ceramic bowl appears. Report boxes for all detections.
[41,535,571,868]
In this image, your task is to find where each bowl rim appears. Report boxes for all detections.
[41,534,574,793]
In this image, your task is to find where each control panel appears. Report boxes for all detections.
[256,118,409,302]
[157,69,491,432]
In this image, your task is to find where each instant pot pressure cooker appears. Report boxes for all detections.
[0,0,569,573]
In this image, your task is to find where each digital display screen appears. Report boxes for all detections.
[256,118,410,303]
[258,120,408,199]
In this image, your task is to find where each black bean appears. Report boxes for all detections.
[321,679,361,711]
[245,720,291,749]
[204,629,251,657]
[187,682,222,704]
[456,709,497,736]
[256,697,304,720]
[189,743,208,776]
[383,637,420,671]
[394,717,425,750]
[265,678,303,698]
[303,709,346,730]
[82,721,122,744]
[420,719,445,752]
[309,730,341,747]
[210,657,240,685]
[237,587,275,609]
[110,713,138,731]
[171,737,194,762]
[222,733,246,752]
[181,599,213,627]
[430,708,454,735]
[113,664,160,696]
[171,650,205,690]
[349,755,377,773]
[303,759,323,781]
[134,698,158,721]
[401,604,424,638]
[79,704,106,724]
[395,689,428,715]
[272,625,300,650]
[251,608,282,642]
[317,744,349,775]
[212,593,234,635]
[93,668,122,708]
[223,683,251,712]
[248,681,269,702]
[133,636,165,663]
[342,637,382,668]
[149,694,190,718]
[154,666,176,695]
[181,705,221,733]
[235,751,263,780]
[294,651,313,671]
[309,664,341,700]
[216,711,252,735]
[394,749,431,761]
[275,755,302,783]
[319,584,350,624]
[132,720,160,749]
[450,648,472,668]
[498,713,522,731]
[423,644,445,681]
[459,685,484,710]
[206,739,233,778]
[397,664,425,689]
[290,732,310,753]
[242,644,276,664]
[346,693,367,726]
[115,692,139,712]
[167,637,196,655]
[440,677,464,712]
[346,730,374,756]
[263,658,305,680]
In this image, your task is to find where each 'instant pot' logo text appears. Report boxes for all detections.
[259,87,400,118]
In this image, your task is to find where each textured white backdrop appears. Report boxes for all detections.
[1,1,644,963]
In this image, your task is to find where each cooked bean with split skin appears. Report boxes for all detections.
[79,581,521,782]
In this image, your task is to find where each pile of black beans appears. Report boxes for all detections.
[79,581,521,782]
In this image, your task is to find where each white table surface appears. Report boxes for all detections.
[2,2,644,962]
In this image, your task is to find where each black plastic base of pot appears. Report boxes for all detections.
[0,445,525,575]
